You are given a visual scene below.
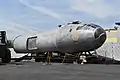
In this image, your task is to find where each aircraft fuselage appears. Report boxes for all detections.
[13,21,106,53]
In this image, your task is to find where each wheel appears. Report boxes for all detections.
[2,49,11,63]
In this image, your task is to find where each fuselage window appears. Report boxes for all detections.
[76,26,90,30]
[76,24,98,30]
[76,24,88,30]
[76,26,83,30]
[69,29,72,32]
[84,26,91,30]
[76,26,80,30]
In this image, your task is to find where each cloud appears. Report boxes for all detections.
[0,20,40,40]
[19,0,62,20]
[70,0,120,18]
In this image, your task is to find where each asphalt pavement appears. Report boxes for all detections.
[0,61,120,80]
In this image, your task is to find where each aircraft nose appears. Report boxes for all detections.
[94,28,105,38]
[94,27,106,43]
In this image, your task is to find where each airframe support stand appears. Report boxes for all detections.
[78,52,87,64]
[81,52,87,64]
[46,52,52,65]
[61,53,67,64]
[88,51,93,56]
[73,52,81,64]
[78,52,91,64]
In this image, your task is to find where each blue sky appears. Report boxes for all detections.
[0,0,120,39]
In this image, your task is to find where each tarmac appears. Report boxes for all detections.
[0,61,120,80]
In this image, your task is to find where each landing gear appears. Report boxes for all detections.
[61,53,67,64]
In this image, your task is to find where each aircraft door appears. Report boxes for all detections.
[27,36,38,51]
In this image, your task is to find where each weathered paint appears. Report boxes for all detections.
[12,21,106,53]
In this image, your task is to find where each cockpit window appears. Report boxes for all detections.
[76,24,86,30]
[76,23,101,31]
[76,26,83,30]
[83,26,90,30]
[76,24,91,30]
[76,24,100,30]
[87,24,100,28]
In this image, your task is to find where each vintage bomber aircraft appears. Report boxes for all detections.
[6,21,106,62]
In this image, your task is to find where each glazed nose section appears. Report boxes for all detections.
[94,28,106,38]
[95,28,103,39]
[94,28,106,43]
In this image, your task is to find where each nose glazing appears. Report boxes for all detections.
[94,27,107,45]
[94,28,105,39]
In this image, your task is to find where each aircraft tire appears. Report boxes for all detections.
[2,49,11,63]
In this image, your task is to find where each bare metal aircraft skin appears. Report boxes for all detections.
[12,21,106,54]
